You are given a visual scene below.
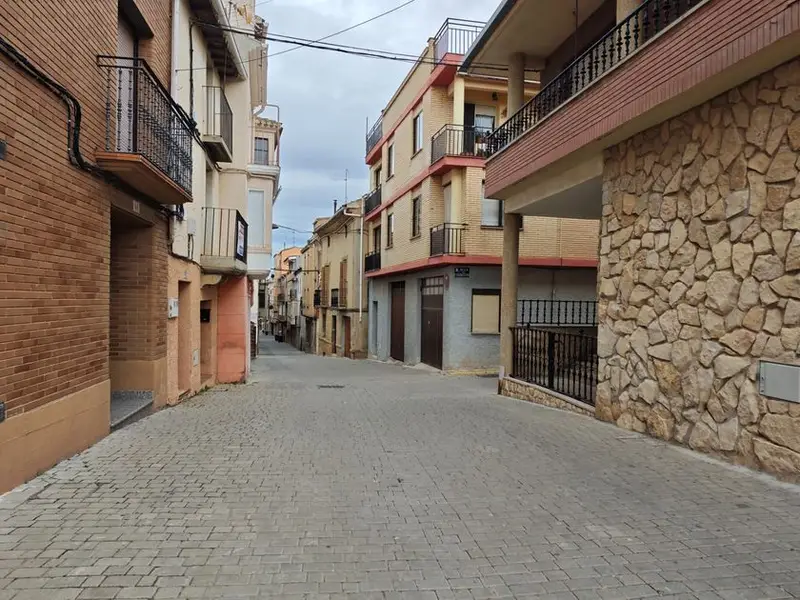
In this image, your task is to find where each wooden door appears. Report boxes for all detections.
[332,316,337,355]
[420,277,444,369]
[343,316,351,358]
[390,282,405,361]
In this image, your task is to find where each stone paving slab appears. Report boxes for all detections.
[2,339,800,599]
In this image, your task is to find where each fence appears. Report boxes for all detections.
[511,327,597,405]
[517,300,598,327]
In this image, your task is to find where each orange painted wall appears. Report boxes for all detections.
[217,276,249,384]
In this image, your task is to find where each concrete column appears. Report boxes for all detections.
[616,0,643,23]
[507,53,526,115]
[448,171,464,223]
[452,76,465,126]
[499,212,521,376]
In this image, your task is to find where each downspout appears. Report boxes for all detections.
[189,21,195,120]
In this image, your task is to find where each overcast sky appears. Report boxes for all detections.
[256,0,493,252]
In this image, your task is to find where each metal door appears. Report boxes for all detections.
[343,316,351,358]
[420,277,444,369]
[390,282,405,361]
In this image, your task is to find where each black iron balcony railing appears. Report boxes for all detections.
[486,0,704,157]
[365,250,381,273]
[430,223,465,256]
[365,186,382,214]
[434,18,484,63]
[366,116,383,155]
[98,56,193,193]
[511,327,598,406]
[313,290,321,307]
[517,300,598,327]
[204,86,233,155]
[331,289,340,308]
[201,207,248,264]
[431,125,492,164]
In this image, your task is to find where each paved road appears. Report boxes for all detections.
[3,339,800,599]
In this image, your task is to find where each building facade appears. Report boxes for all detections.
[364,19,600,374]
[311,202,370,359]
[271,246,302,342]
[464,0,800,476]
[1,0,190,490]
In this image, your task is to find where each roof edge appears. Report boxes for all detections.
[459,0,517,73]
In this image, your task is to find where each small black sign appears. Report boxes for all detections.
[454,267,470,278]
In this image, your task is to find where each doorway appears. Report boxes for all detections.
[178,282,191,393]
[343,316,352,358]
[390,282,405,361]
[332,315,338,355]
[420,276,444,369]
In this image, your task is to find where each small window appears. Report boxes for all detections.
[411,196,421,238]
[387,143,395,178]
[386,213,394,248]
[481,180,504,227]
[471,289,501,334]
[374,166,382,189]
[412,112,423,154]
[254,137,269,165]
[327,236,330,247]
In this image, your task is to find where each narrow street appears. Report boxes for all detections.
[2,340,800,600]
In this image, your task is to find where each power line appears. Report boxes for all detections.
[267,0,421,59]
[179,21,517,73]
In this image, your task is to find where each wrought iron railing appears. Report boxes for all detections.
[366,115,383,155]
[430,223,465,256]
[313,290,321,307]
[365,250,381,273]
[517,300,598,327]
[365,186,382,214]
[431,125,492,164]
[331,289,340,308]
[201,207,248,263]
[511,327,598,405]
[204,86,233,152]
[486,0,704,156]
[434,18,485,63]
[98,56,193,193]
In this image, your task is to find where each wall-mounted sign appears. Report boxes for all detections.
[454,267,470,278]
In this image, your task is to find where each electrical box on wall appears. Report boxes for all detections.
[759,361,800,404]
[167,298,179,319]
[192,349,200,367]
[187,218,197,236]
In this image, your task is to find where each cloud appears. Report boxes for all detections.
[257,0,494,251]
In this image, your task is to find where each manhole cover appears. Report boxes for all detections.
[318,385,345,389]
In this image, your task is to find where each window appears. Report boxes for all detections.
[471,289,501,334]
[387,143,395,178]
[412,112,423,154]
[411,196,421,238]
[374,167,382,189]
[373,226,382,252]
[481,180,504,227]
[254,137,269,165]
[474,113,495,134]
[248,189,266,246]
[386,213,394,248]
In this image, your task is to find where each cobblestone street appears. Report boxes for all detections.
[3,339,800,599]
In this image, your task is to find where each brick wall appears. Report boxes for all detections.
[0,0,172,417]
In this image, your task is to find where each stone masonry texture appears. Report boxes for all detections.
[4,339,800,599]
[597,57,800,478]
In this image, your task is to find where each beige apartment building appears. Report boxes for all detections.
[462,0,800,476]
[363,19,600,373]
[270,246,302,342]
[309,201,369,358]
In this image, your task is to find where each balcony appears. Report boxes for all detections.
[364,186,382,215]
[96,56,193,205]
[366,115,383,156]
[485,0,705,158]
[202,86,233,163]
[434,18,484,63]
[200,207,248,275]
[431,125,491,165]
[247,136,280,178]
[331,289,340,308]
[430,223,465,257]
[365,250,381,273]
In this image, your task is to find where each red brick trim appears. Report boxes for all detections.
[485,0,800,197]
[366,254,598,278]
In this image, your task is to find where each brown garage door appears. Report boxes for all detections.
[390,282,405,361]
[420,276,444,370]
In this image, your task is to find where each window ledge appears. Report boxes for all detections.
[471,332,500,336]
[410,234,421,240]
[411,148,423,159]
[480,225,503,230]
